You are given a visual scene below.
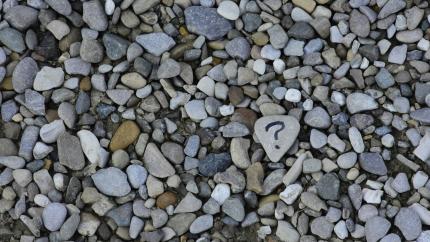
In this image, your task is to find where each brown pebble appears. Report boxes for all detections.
[156,191,177,209]
[109,121,140,151]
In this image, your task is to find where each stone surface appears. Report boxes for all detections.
[254,115,300,162]
[91,167,131,197]
[184,6,232,40]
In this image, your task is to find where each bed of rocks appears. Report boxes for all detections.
[1,0,430,241]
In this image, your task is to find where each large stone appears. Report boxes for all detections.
[42,203,67,232]
[359,153,387,176]
[110,121,140,151]
[4,5,38,31]
[83,0,108,31]
[57,132,85,171]
[136,33,175,57]
[12,57,39,93]
[143,143,175,178]
[254,115,300,162]
[184,6,232,40]
[91,167,131,197]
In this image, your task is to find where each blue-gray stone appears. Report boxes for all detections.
[198,153,231,177]
[184,6,232,40]
[359,153,387,176]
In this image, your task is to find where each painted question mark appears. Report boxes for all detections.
[265,121,285,149]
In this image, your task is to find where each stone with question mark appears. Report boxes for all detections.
[254,115,300,162]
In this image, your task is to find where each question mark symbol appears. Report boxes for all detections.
[265,121,285,149]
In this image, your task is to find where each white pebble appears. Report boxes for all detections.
[219,105,234,116]
[253,59,266,75]
[285,89,301,102]
[217,1,240,20]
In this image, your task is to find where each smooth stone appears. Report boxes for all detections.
[217,1,239,20]
[346,93,378,114]
[394,207,422,240]
[411,108,430,123]
[143,143,175,178]
[157,58,181,79]
[136,33,175,57]
[304,107,331,129]
[39,120,65,144]
[222,197,245,222]
[103,33,129,61]
[225,37,251,60]
[44,0,72,15]
[310,217,334,239]
[184,6,232,40]
[77,130,103,165]
[198,152,231,177]
[254,115,300,162]
[33,67,64,91]
[359,153,387,176]
[91,167,131,197]
[42,203,67,232]
[83,0,108,31]
[190,214,213,234]
[12,57,39,93]
[57,132,85,171]
[279,184,303,205]
[126,165,148,189]
[365,216,391,242]
[0,27,25,53]
[174,193,202,213]
[110,121,140,151]
[4,5,38,31]
[316,173,340,200]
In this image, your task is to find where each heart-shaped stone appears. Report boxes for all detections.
[254,115,300,162]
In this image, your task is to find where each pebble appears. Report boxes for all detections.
[91,167,131,197]
[359,153,387,176]
[395,208,422,240]
[143,143,175,178]
[83,0,108,31]
[254,115,300,162]
[109,121,140,151]
[346,93,378,114]
[57,132,85,170]
[42,203,67,232]
[185,6,232,40]
[33,67,64,91]
[190,214,213,234]
[136,33,175,57]
[217,1,240,20]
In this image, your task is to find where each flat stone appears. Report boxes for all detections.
[83,0,108,31]
[217,1,240,20]
[190,214,213,234]
[157,58,181,79]
[359,153,387,176]
[110,121,140,151]
[132,0,160,14]
[40,120,66,143]
[316,172,340,201]
[310,217,334,239]
[375,68,395,89]
[136,33,175,57]
[350,9,370,37]
[4,5,38,31]
[395,207,422,240]
[44,0,72,15]
[0,27,25,53]
[280,184,303,205]
[103,33,129,61]
[33,66,64,91]
[276,221,300,242]
[106,203,132,226]
[57,132,85,171]
[378,0,406,19]
[411,108,430,123]
[199,152,231,177]
[12,57,39,93]
[184,6,232,40]
[77,130,103,165]
[304,107,331,129]
[80,39,104,63]
[174,193,202,213]
[143,143,175,178]
[225,37,250,60]
[42,203,67,232]
[91,167,131,197]
[346,93,378,114]
[254,115,300,162]
[222,197,245,222]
